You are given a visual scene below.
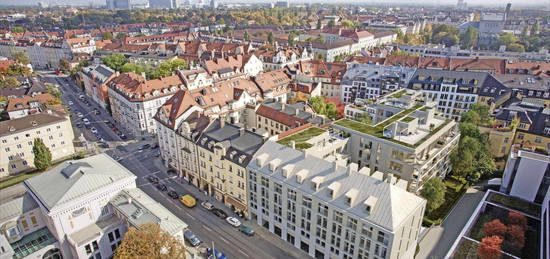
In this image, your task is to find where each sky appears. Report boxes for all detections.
[0,0,548,7]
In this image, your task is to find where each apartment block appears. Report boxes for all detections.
[78,65,116,109]
[0,154,188,259]
[341,63,416,104]
[196,120,266,216]
[289,60,347,99]
[254,101,331,137]
[247,141,426,259]
[407,69,508,120]
[334,90,459,192]
[0,111,75,177]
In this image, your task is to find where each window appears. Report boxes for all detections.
[30,216,37,225]
[21,219,29,230]
[108,233,115,243]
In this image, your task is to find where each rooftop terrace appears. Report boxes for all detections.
[277,127,326,150]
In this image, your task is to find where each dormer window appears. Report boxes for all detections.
[365,205,371,213]
[346,196,352,205]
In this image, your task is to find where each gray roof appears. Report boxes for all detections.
[0,193,38,224]
[109,188,188,235]
[82,65,115,83]
[263,101,331,126]
[24,154,136,211]
[68,215,120,246]
[248,141,425,232]
[0,111,67,137]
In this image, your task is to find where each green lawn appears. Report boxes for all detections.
[277,127,326,150]
[452,238,480,259]
[488,192,541,217]
[0,171,43,190]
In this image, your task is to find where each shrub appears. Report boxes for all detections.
[505,224,525,251]
[506,212,528,230]
[483,219,507,238]
[477,235,503,259]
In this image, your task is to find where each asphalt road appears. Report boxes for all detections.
[107,143,302,259]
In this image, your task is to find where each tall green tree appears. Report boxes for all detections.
[243,30,250,41]
[530,21,540,36]
[33,138,52,171]
[460,26,478,49]
[267,32,274,44]
[115,32,128,39]
[13,52,30,65]
[102,31,114,40]
[420,178,446,213]
[59,58,70,71]
[102,54,128,71]
[316,18,322,29]
[327,20,335,29]
[120,63,145,74]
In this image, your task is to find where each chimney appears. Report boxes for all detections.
[239,127,245,136]
[128,197,132,204]
[295,108,299,115]
[219,118,225,128]
[290,140,296,149]
[338,28,342,36]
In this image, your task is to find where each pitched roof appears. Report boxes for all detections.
[109,72,184,101]
[6,93,57,112]
[0,111,67,136]
[24,154,136,211]
[0,193,38,223]
[253,70,291,95]
[256,104,308,127]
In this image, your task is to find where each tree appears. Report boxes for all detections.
[316,18,322,29]
[506,225,525,251]
[357,112,372,124]
[0,77,20,88]
[288,33,295,46]
[506,212,527,230]
[530,21,540,36]
[33,138,52,171]
[102,54,128,71]
[114,223,186,259]
[13,52,30,65]
[325,102,338,119]
[102,31,114,40]
[59,58,70,71]
[341,20,355,29]
[483,219,507,238]
[327,20,335,29]
[507,43,525,52]
[309,96,326,115]
[267,32,274,44]
[115,32,128,39]
[460,26,478,49]
[244,30,250,41]
[46,85,62,100]
[120,63,145,74]
[477,235,503,259]
[420,177,446,213]
[11,26,25,33]
[497,33,518,47]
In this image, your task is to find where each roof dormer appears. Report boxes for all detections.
[296,169,309,184]
[268,158,282,172]
[281,164,294,179]
[327,181,341,199]
[311,176,325,191]
[345,188,359,207]
[256,153,268,167]
[363,196,378,214]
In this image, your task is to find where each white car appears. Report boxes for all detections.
[90,127,98,134]
[226,217,241,227]
[68,101,73,105]
[82,118,91,125]
[79,95,85,99]
[77,112,84,118]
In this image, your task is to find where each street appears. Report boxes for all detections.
[44,74,309,259]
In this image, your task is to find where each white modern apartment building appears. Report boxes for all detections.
[0,111,76,177]
[334,90,460,192]
[407,69,507,120]
[0,154,188,259]
[500,145,550,204]
[108,72,183,136]
[341,62,416,104]
[247,141,426,259]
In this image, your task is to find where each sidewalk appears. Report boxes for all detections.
[417,187,486,259]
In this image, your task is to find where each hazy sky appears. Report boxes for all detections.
[0,0,549,7]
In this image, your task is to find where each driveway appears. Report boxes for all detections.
[417,187,486,259]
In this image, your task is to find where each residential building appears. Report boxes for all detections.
[149,0,178,8]
[333,90,460,192]
[196,120,266,216]
[275,126,349,163]
[289,60,347,99]
[106,0,130,9]
[288,82,322,100]
[5,93,58,119]
[0,154,188,259]
[253,101,330,136]
[341,62,416,104]
[78,65,116,109]
[407,69,508,120]
[500,145,550,203]
[320,28,375,53]
[247,140,426,259]
[254,48,312,71]
[0,111,75,177]
[202,54,264,78]
[107,72,183,136]
[252,70,292,103]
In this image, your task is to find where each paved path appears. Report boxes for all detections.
[417,187,486,259]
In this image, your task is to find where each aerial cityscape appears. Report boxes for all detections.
[0,0,548,259]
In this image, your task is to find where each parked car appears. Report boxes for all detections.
[238,225,255,236]
[200,201,214,211]
[226,217,241,227]
[184,230,202,247]
[138,144,151,150]
[68,101,73,105]
[147,175,159,184]
[119,134,127,140]
[83,118,90,126]
[98,142,109,148]
[155,183,167,192]
[90,127,98,134]
[167,190,179,199]
[76,123,83,128]
[78,95,85,99]
[180,194,196,208]
[211,208,228,219]
[151,143,159,149]
[77,112,84,118]
[113,155,123,162]
[207,248,227,259]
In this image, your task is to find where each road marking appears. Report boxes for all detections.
[238,249,250,257]
[219,236,229,244]
[203,225,213,232]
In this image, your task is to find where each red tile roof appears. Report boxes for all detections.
[256,104,308,127]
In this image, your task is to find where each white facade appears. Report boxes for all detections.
[500,147,550,203]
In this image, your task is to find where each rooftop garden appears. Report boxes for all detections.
[277,127,326,150]
[403,116,416,123]
[388,89,406,98]
[488,192,541,217]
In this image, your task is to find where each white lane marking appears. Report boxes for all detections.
[203,225,213,232]
[238,249,250,257]
[219,236,229,244]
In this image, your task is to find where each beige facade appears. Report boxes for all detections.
[0,112,75,177]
